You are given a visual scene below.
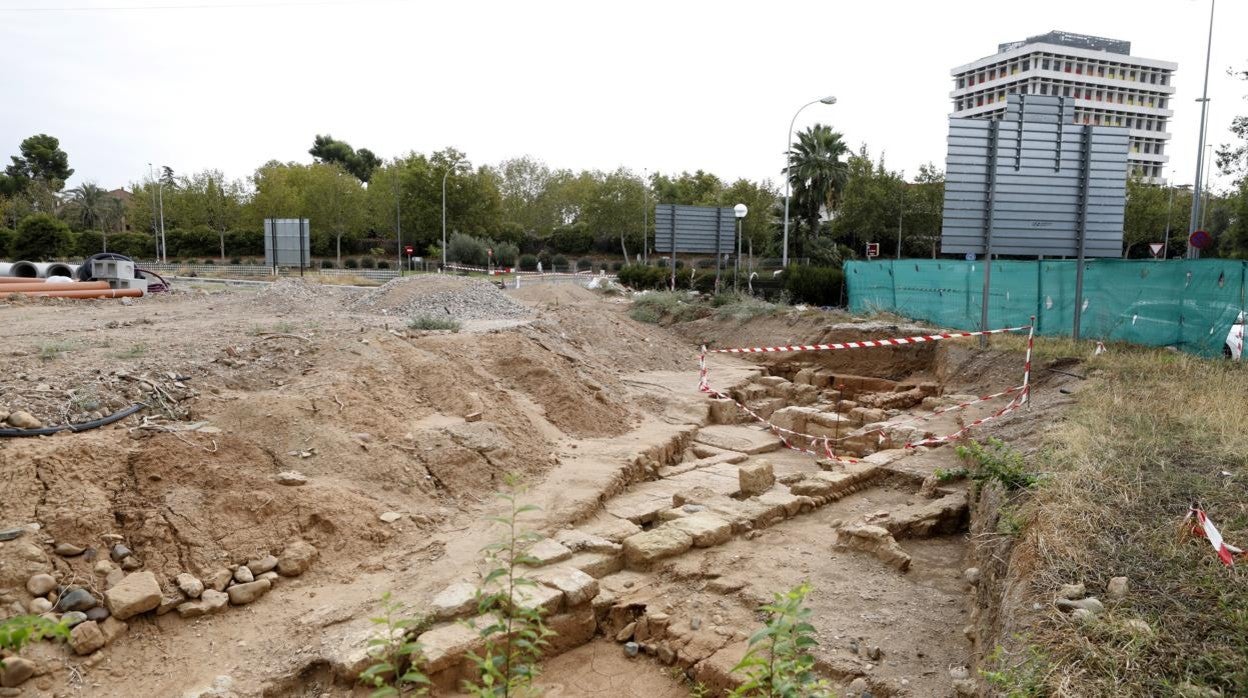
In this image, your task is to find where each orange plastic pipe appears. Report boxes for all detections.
[0,281,111,293]
[19,288,143,299]
[0,277,46,283]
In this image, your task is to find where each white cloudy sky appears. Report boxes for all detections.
[1,0,1244,192]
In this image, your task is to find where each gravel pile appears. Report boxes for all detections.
[350,275,531,321]
[250,279,361,313]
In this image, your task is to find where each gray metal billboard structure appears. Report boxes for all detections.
[263,218,311,271]
[653,204,736,254]
[939,94,1130,338]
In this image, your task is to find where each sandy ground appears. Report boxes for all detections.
[0,278,1070,697]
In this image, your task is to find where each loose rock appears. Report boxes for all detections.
[6,411,42,429]
[1107,576,1129,599]
[177,589,229,618]
[29,598,52,614]
[378,512,403,524]
[963,567,981,586]
[55,588,96,613]
[121,556,142,571]
[85,606,110,622]
[54,543,85,557]
[110,544,132,562]
[1056,597,1105,615]
[623,641,640,657]
[277,541,318,577]
[246,555,278,574]
[275,471,308,486]
[1057,583,1086,600]
[227,579,271,606]
[176,573,205,599]
[1071,608,1096,624]
[0,657,35,688]
[234,566,254,584]
[26,574,56,596]
[69,621,106,655]
[62,611,88,627]
[0,528,24,542]
[104,571,162,619]
[207,568,233,592]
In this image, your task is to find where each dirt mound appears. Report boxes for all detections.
[351,274,531,321]
[248,278,362,314]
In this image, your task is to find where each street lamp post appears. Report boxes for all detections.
[734,203,748,293]
[782,95,837,268]
[148,163,168,263]
[441,159,471,270]
[1187,0,1216,258]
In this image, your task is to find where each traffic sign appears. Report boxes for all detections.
[1149,243,1164,258]
[866,242,880,258]
[1189,230,1213,250]
[404,245,414,255]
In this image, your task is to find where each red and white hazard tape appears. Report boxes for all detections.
[698,382,862,463]
[703,325,1032,355]
[1186,507,1246,567]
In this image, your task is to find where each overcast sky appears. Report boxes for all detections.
[1,0,1244,193]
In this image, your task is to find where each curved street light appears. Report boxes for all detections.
[782,95,836,268]
[441,159,472,269]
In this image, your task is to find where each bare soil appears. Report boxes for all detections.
[0,282,1071,697]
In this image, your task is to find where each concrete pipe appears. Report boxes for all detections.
[21,288,143,299]
[9,261,38,278]
[0,263,13,276]
[45,263,74,278]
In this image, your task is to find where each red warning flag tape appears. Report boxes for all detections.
[703,325,1032,354]
[1186,507,1246,567]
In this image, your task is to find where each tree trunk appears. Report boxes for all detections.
[336,234,342,268]
[620,233,629,265]
[219,228,226,262]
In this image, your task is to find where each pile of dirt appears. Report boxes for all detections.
[248,278,361,314]
[351,275,531,321]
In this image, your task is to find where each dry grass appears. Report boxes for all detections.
[1011,348,1248,696]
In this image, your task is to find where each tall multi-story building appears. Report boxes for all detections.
[950,30,1177,183]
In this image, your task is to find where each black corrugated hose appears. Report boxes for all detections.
[0,404,145,438]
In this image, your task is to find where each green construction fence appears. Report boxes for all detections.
[844,259,1247,358]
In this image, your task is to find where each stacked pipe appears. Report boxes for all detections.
[0,278,143,299]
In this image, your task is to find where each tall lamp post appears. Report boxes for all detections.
[734,203,748,293]
[148,163,167,263]
[441,158,471,269]
[782,95,837,268]
[1187,0,1215,258]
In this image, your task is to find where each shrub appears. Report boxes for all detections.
[549,222,593,254]
[447,232,488,267]
[230,257,241,265]
[377,259,390,269]
[202,258,214,264]
[955,437,1037,492]
[695,258,717,269]
[359,592,431,696]
[463,473,555,695]
[729,582,832,697]
[344,257,360,269]
[225,228,264,256]
[492,241,519,267]
[12,213,72,261]
[576,257,593,271]
[320,259,334,269]
[408,316,461,331]
[611,261,625,272]
[551,254,568,270]
[0,227,13,256]
[783,265,844,307]
[72,230,104,257]
[106,232,156,260]
[617,264,669,290]
[518,254,538,271]
[359,256,376,269]
[1,615,70,657]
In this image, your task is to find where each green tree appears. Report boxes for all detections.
[64,182,110,232]
[719,178,780,264]
[585,168,645,259]
[2,134,73,197]
[904,163,945,258]
[12,213,72,260]
[829,147,903,259]
[785,124,849,256]
[650,170,724,206]
[310,134,382,183]
[498,156,557,235]
[1124,175,1190,258]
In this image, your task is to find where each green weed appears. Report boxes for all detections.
[359,592,432,696]
[728,582,832,698]
[408,316,462,332]
[955,437,1037,492]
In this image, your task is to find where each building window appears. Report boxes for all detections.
[1039,83,1049,95]
[1063,85,1071,97]
[1042,58,1051,70]
[1023,59,1030,70]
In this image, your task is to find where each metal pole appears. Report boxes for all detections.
[896,187,904,260]
[394,169,402,275]
[642,168,648,265]
[1163,181,1175,259]
[441,167,449,270]
[1201,143,1213,230]
[157,173,166,263]
[783,99,820,268]
[714,207,722,294]
[147,164,159,261]
[1073,125,1094,341]
[1187,0,1215,258]
[979,121,1001,347]
[735,217,742,293]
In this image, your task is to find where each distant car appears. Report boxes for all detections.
[1226,311,1244,360]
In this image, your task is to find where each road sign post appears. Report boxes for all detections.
[866,242,880,258]
[1149,243,1164,259]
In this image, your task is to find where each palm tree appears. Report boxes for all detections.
[65,182,109,231]
[784,124,849,256]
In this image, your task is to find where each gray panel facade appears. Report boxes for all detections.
[264,218,311,267]
[941,95,1128,258]
[653,205,736,254]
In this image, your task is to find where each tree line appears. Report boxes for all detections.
[2,109,1246,264]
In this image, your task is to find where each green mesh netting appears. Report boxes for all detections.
[846,259,1247,358]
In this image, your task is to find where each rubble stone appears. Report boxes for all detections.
[105,571,162,620]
